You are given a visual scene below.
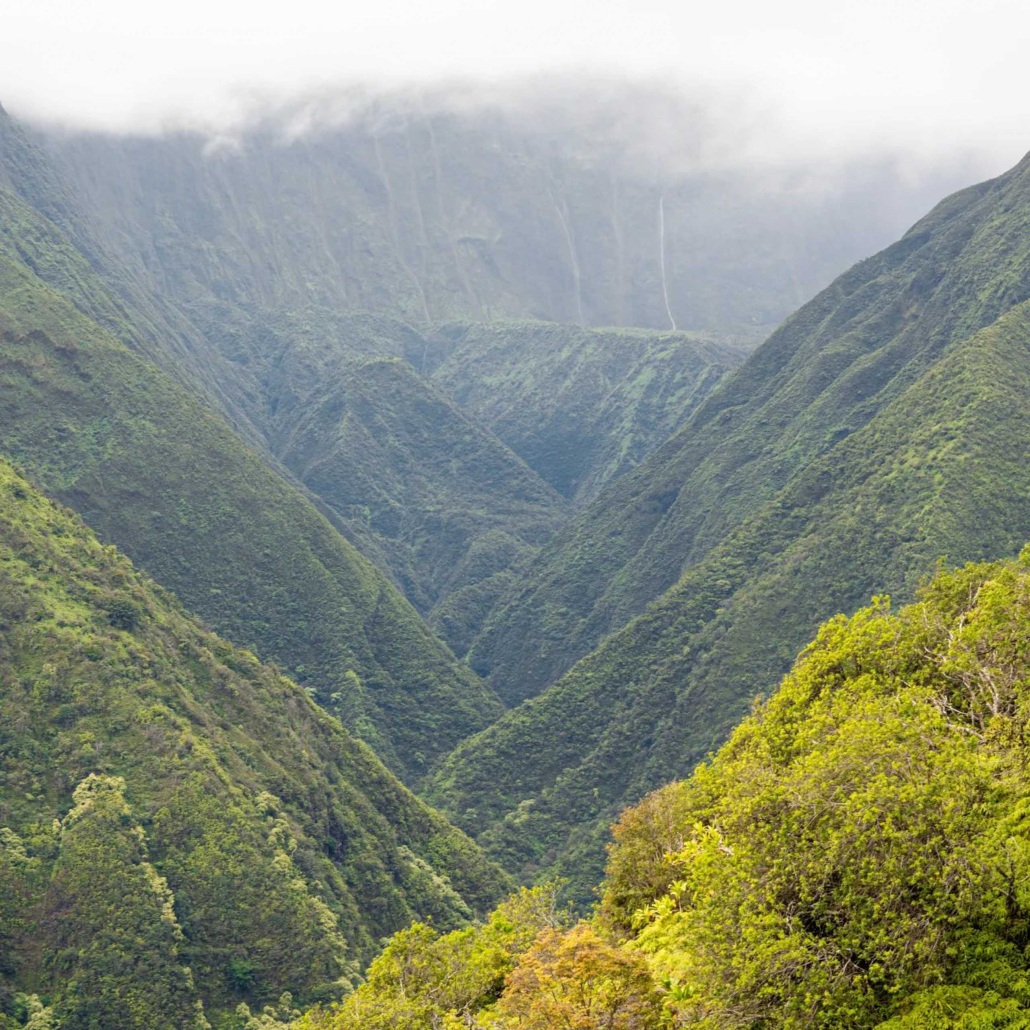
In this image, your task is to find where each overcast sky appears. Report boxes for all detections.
[2,0,1028,171]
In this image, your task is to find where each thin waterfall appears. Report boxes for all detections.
[551,190,585,325]
[659,194,677,331]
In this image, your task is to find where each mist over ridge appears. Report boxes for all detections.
[4,0,1029,173]
[26,74,1011,184]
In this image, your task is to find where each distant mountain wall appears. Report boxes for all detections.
[38,91,982,335]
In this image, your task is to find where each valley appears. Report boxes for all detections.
[0,82,1028,1030]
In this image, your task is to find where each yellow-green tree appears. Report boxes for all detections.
[491,922,664,1029]
[296,885,569,1030]
[605,554,1030,1029]
[45,775,207,1029]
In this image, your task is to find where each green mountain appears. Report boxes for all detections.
[0,180,502,782]
[289,550,1030,1030]
[191,306,569,650]
[3,88,1028,1025]
[14,102,983,663]
[423,320,751,505]
[471,149,1030,706]
[0,458,508,1028]
[427,154,1030,895]
[0,107,581,647]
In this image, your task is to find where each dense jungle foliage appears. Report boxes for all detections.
[600,549,1030,1028]
[0,459,508,1028]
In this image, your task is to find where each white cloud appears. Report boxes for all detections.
[2,0,1027,172]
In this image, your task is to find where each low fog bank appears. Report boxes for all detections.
[30,76,1006,249]
[30,76,1012,184]
[4,0,1028,172]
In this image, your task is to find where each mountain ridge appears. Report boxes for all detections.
[0,456,509,1026]
[427,156,1030,895]
[469,148,1030,706]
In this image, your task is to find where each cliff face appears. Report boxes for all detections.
[39,93,972,335]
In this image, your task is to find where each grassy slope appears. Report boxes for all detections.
[427,284,1030,899]
[471,151,1030,706]
[0,458,509,1024]
[0,184,502,782]
[424,320,751,506]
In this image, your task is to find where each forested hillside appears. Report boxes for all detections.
[599,549,1030,1028]
[0,459,508,1028]
[424,321,750,505]
[0,181,502,782]
[430,153,1030,894]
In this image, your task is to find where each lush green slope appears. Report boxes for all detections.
[428,245,1030,898]
[424,320,750,505]
[2,108,572,647]
[472,150,1030,706]
[0,104,275,443]
[0,458,509,1028]
[294,550,1030,1030]
[0,183,502,782]
[239,329,568,646]
[598,549,1030,1029]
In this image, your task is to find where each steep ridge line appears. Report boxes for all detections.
[0,457,509,1025]
[0,183,502,783]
